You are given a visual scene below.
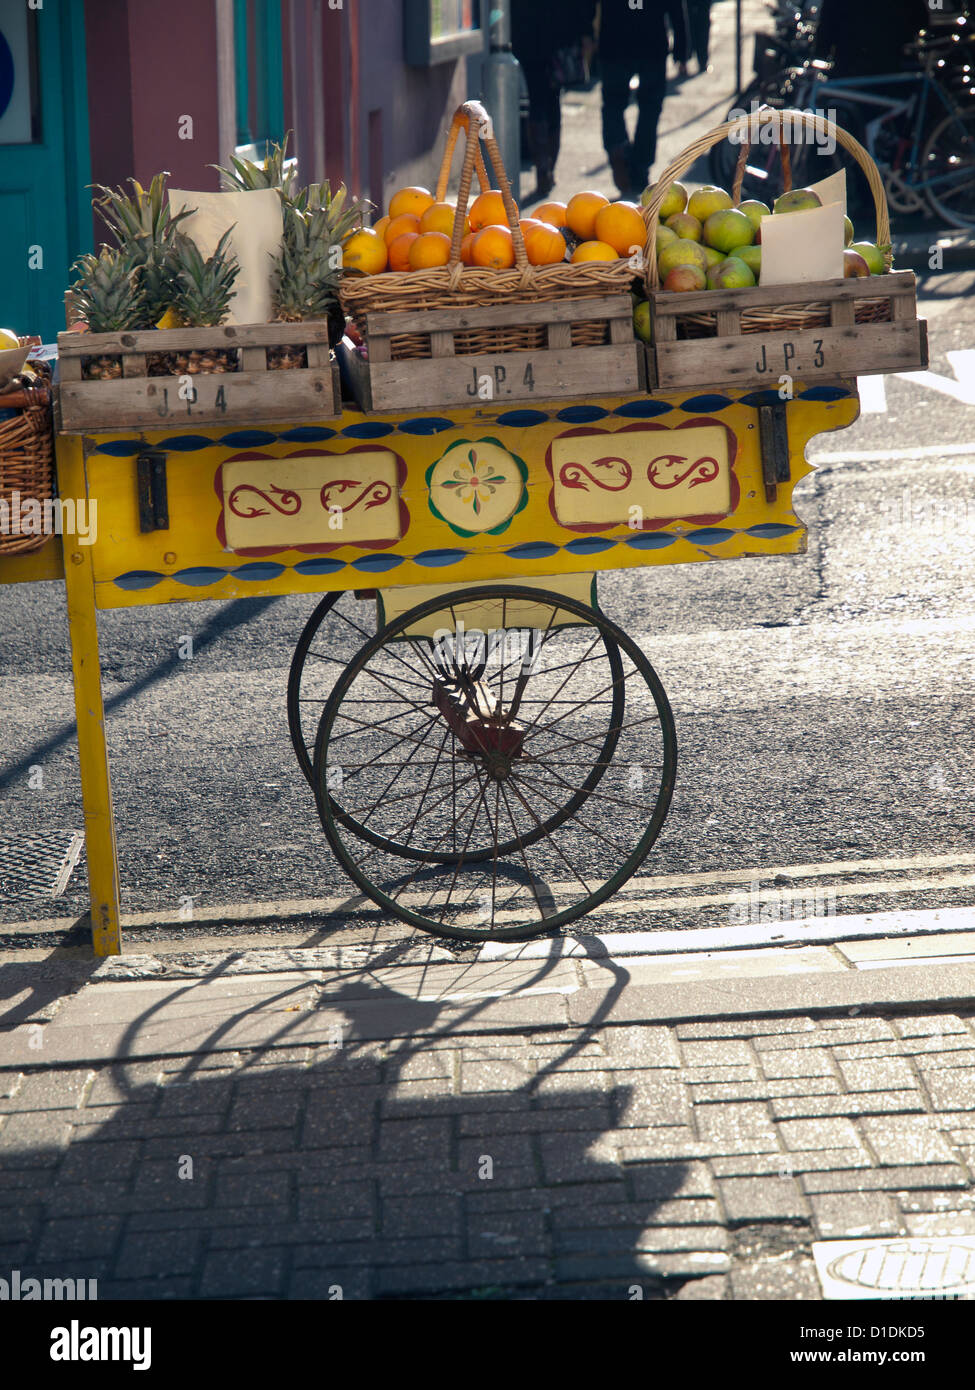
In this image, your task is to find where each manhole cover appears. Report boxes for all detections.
[0,830,85,899]
[813,1238,975,1300]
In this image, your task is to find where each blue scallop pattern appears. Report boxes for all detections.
[96,439,143,456]
[351,553,405,572]
[684,527,734,544]
[739,390,788,409]
[158,435,216,451]
[341,421,395,439]
[504,542,559,560]
[556,405,608,423]
[564,536,618,555]
[745,522,800,539]
[413,549,468,568]
[174,566,232,586]
[279,426,337,442]
[231,561,287,581]
[613,399,672,417]
[798,385,851,402]
[114,570,163,590]
[294,558,347,576]
[679,394,734,413]
[494,410,549,428]
[399,416,455,435]
[220,430,278,447]
[625,532,676,550]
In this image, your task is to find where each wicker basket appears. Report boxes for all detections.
[643,108,894,336]
[0,365,55,557]
[339,99,637,357]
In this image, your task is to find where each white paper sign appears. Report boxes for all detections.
[168,187,283,325]
[759,201,845,286]
[807,169,847,216]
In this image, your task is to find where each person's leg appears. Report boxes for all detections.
[630,57,666,191]
[523,60,557,196]
[601,58,634,196]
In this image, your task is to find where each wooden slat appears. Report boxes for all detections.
[547,322,572,349]
[121,353,147,377]
[430,330,454,358]
[305,342,329,368]
[56,319,333,357]
[830,298,855,327]
[367,335,391,364]
[240,347,267,372]
[57,355,83,382]
[716,310,739,337]
[364,344,641,411]
[609,317,633,344]
[56,365,341,433]
[364,293,631,338]
[651,270,916,318]
[652,321,925,392]
[652,315,677,343]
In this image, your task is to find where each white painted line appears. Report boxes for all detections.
[897,350,975,407]
[852,954,975,971]
[813,1237,975,1300]
[856,375,888,413]
[810,442,975,464]
[477,904,975,960]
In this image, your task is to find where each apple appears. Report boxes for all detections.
[703,208,754,254]
[739,199,770,231]
[772,188,823,214]
[665,211,703,241]
[644,180,687,219]
[843,249,870,278]
[658,239,709,277]
[662,263,707,292]
[850,240,887,275]
[687,186,733,223]
[843,216,854,247]
[737,245,761,277]
[655,222,679,250]
[707,256,756,290]
[0,328,20,351]
[633,300,652,342]
[701,245,726,268]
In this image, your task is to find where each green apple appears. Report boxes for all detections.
[737,245,761,277]
[850,240,887,274]
[701,245,726,268]
[707,256,756,290]
[658,239,709,277]
[633,300,652,342]
[739,199,770,231]
[662,264,707,292]
[644,180,688,220]
[773,188,823,214]
[687,186,733,223]
[703,208,754,253]
[843,215,854,247]
[665,211,703,241]
[655,222,679,250]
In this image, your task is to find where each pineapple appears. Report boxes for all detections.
[68,247,146,380]
[270,182,366,364]
[213,133,298,201]
[91,173,191,327]
[166,229,240,375]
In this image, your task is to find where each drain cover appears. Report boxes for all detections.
[0,830,85,899]
[813,1238,975,1300]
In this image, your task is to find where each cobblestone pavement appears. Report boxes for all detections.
[2,949,974,1299]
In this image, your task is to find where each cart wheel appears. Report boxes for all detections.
[293,588,627,864]
[312,585,677,941]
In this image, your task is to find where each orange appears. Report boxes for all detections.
[408,231,452,270]
[534,200,568,228]
[384,213,421,246]
[373,215,390,239]
[387,232,419,272]
[566,190,610,241]
[420,201,468,238]
[594,200,648,256]
[342,228,388,275]
[388,186,434,220]
[460,231,477,266]
[472,224,515,269]
[570,240,619,263]
[523,221,567,266]
[469,189,513,232]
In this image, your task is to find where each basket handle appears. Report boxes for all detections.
[435,108,491,204]
[442,101,532,276]
[642,107,891,291]
[732,138,792,205]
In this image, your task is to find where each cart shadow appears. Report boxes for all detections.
[0,942,712,1300]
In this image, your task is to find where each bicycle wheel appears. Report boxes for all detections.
[921,108,975,230]
[312,585,677,941]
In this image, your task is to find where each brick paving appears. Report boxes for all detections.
[2,1007,975,1299]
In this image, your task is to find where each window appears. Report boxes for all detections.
[234,0,284,152]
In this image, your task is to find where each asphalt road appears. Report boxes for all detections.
[1,268,974,951]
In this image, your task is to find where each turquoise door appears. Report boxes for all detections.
[0,0,91,341]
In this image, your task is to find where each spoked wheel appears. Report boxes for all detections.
[292,587,627,864]
[311,585,677,941]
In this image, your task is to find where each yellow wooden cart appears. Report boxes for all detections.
[0,378,860,952]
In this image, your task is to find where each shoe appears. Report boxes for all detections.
[608,143,633,198]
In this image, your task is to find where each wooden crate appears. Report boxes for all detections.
[340,294,644,412]
[55,322,341,433]
[646,270,927,393]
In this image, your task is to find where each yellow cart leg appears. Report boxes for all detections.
[57,436,122,956]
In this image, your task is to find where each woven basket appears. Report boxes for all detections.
[0,361,55,557]
[339,100,636,357]
[643,108,894,336]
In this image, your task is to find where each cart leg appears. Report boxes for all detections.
[58,437,122,956]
